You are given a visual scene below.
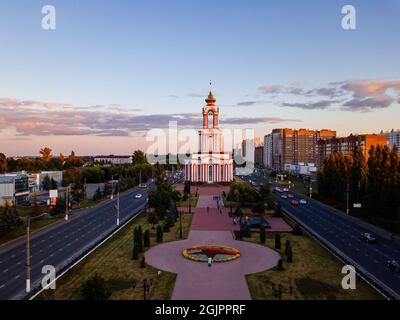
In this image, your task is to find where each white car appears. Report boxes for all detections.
[300,199,308,205]
[135,194,143,199]
[281,195,288,199]
[283,188,289,192]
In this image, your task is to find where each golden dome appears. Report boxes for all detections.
[205,91,216,105]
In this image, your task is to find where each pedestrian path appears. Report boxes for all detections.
[145,185,280,300]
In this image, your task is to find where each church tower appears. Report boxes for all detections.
[184,86,234,184]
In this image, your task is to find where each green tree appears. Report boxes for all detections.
[50,178,58,190]
[274,202,283,217]
[286,242,293,263]
[80,274,111,300]
[260,227,266,244]
[0,153,7,173]
[275,233,281,249]
[132,150,147,165]
[143,229,150,248]
[132,242,139,260]
[148,211,158,228]
[156,224,163,243]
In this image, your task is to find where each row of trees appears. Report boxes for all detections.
[0,149,85,174]
[318,145,400,219]
[227,181,274,213]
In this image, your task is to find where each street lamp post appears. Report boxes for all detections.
[26,215,31,293]
[346,182,350,214]
[65,185,70,221]
[116,191,120,226]
[179,210,183,239]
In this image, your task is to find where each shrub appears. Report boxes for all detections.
[275,233,281,249]
[80,274,111,300]
[156,225,163,243]
[286,243,293,263]
[274,202,283,217]
[132,242,139,260]
[140,256,146,268]
[260,227,266,244]
[143,229,150,248]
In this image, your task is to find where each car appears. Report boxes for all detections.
[281,194,288,199]
[290,200,299,206]
[288,194,294,199]
[135,194,143,199]
[283,187,289,192]
[361,233,377,243]
[386,260,400,273]
[299,199,308,205]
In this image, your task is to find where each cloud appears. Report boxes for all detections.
[342,96,395,112]
[282,100,338,110]
[265,79,400,112]
[236,101,257,106]
[0,97,70,110]
[0,96,298,137]
[221,117,302,125]
[258,85,282,94]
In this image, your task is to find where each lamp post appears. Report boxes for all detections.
[116,191,120,226]
[179,210,183,239]
[25,215,31,293]
[346,182,350,214]
[65,185,70,221]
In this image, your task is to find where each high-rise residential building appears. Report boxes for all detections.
[385,129,400,155]
[317,134,388,170]
[263,134,272,168]
[263,128,336,170]
[255,145,264,167]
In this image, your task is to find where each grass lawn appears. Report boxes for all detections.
[177,194,199,208]
[245,232,382,300]
[36,211,193,300]
[0,216,63,246]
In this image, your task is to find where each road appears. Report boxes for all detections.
[0,186,149,300]
[241,173,400,299]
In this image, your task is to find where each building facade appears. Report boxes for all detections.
[184,91,234,183]
[94,155,132,165]
[263,128,336,171]
[254,145,264,167]
[316,134,388,170]
[386,129,400,155]
[0,172,29,206]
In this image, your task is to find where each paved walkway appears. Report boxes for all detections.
[145,185,281,300]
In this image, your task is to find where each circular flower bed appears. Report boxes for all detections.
[182,245,241,263]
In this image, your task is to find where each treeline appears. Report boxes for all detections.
[227,181,274,213]
[318,145,400,219]
[0,150,85,173]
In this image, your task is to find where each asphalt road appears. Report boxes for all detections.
[241,174,400,299]
[0,186,149,300]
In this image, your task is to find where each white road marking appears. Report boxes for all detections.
[3,269,8,273]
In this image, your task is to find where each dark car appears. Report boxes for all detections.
[361,233,377,243]
[245,217,271,229]
[386,260,400,273]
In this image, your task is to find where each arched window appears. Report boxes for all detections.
[208,111,214,128]
[208,165,213,183]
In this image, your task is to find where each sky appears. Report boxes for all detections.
[0,0,400,156]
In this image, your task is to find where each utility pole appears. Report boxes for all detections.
[26,216,31,293]
[346,182,350,214]
[65,185,69,221]
[116,191,120,226]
